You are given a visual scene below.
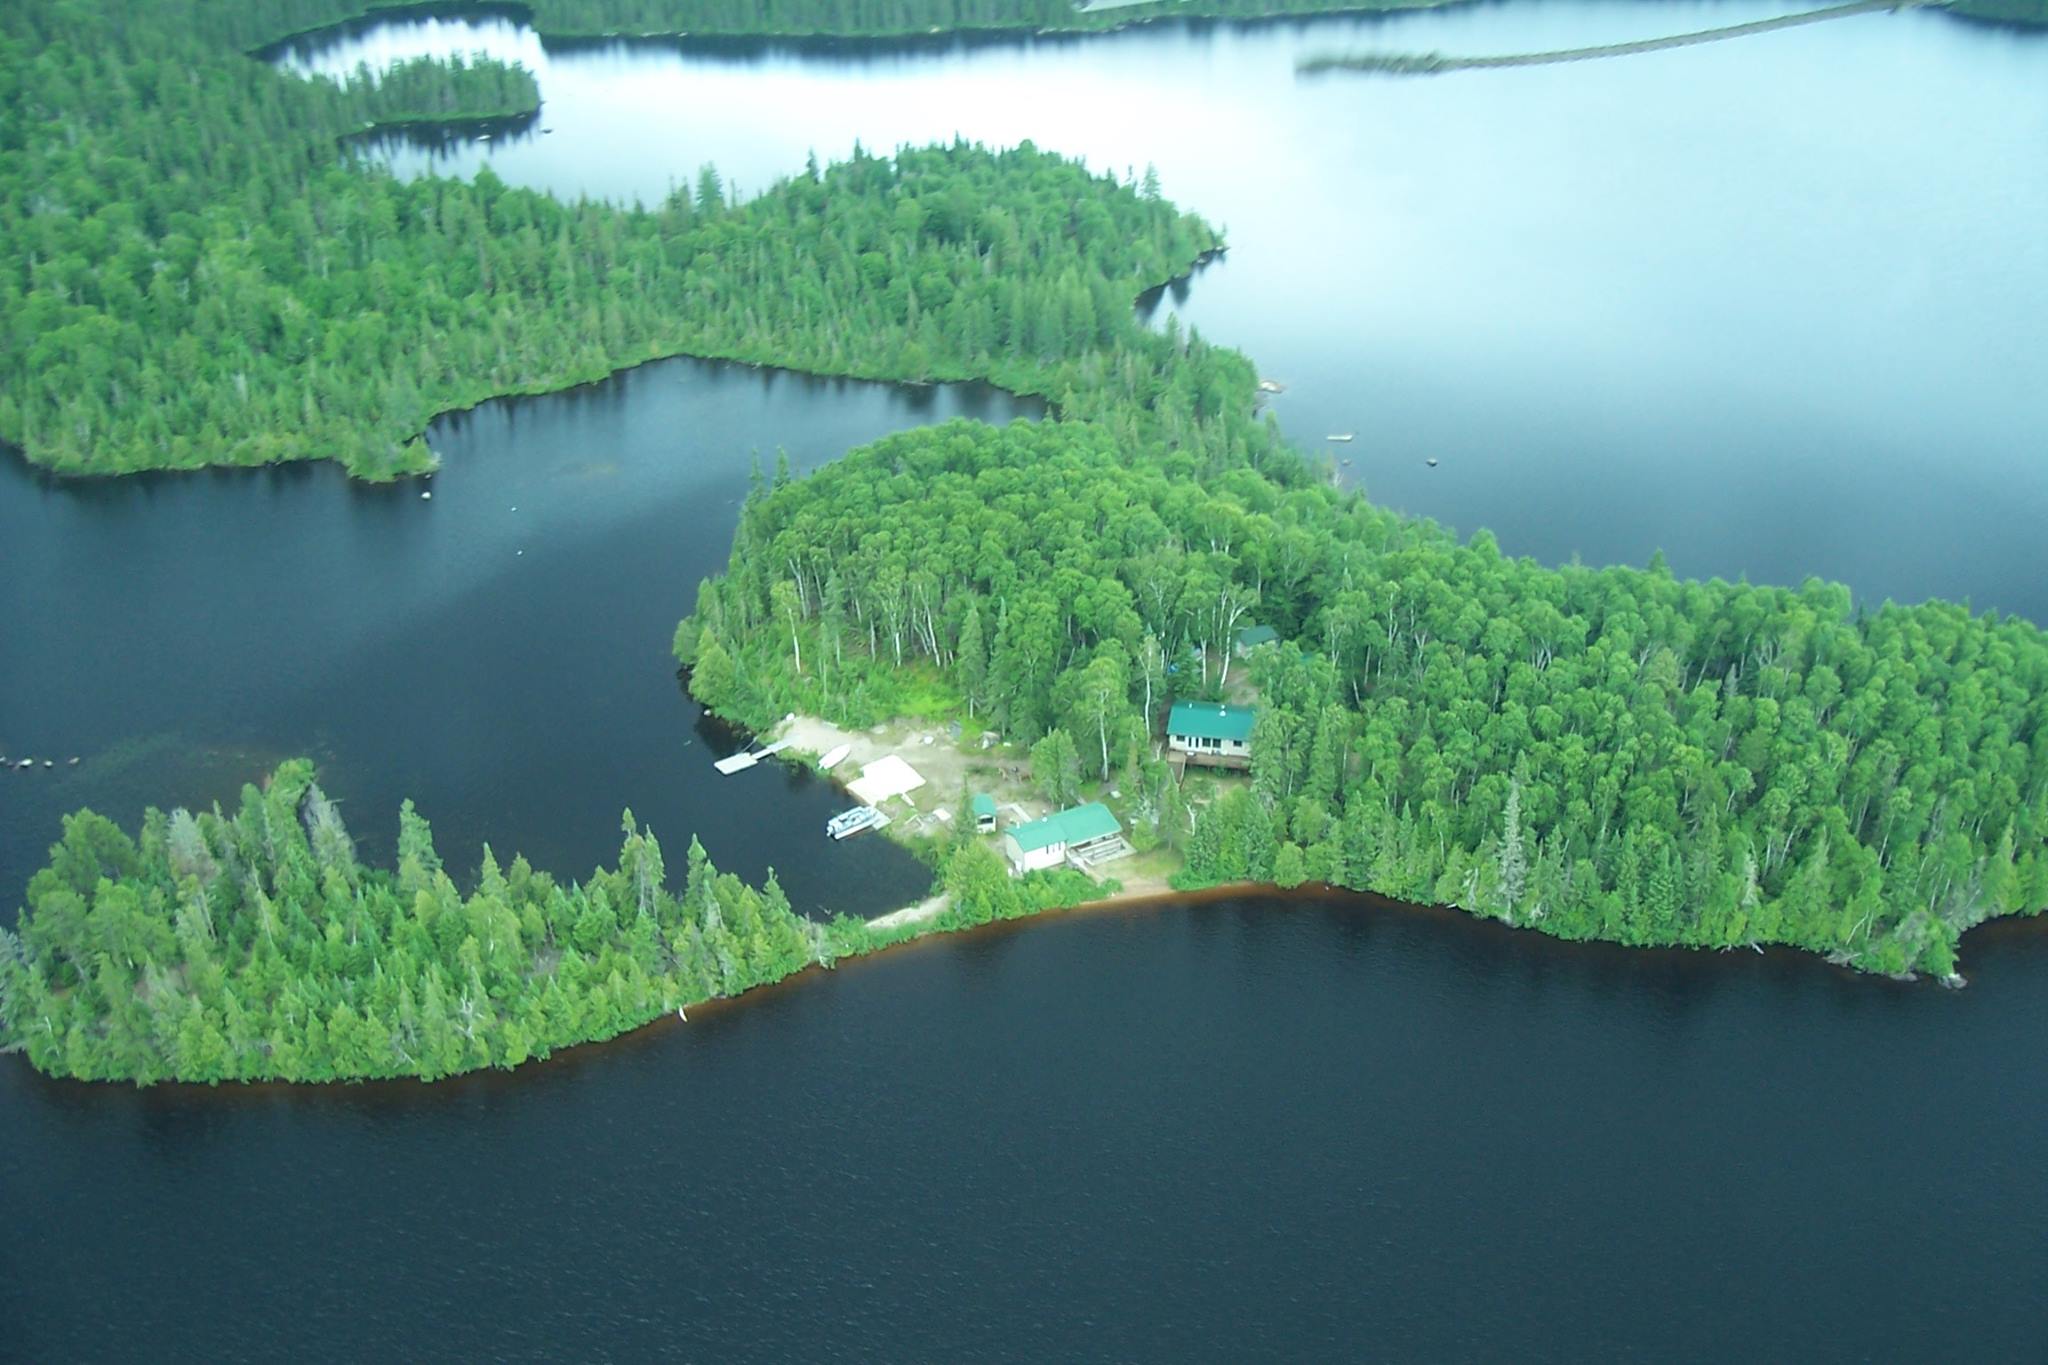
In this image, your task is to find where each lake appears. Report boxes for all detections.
[0,361,1035,908]
[281,0,2048,618]
[5,894,2046,1359]
[5,5,2048,1358]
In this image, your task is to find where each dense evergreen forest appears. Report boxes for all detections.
[7,0,2043,1086]
[682,418,2048,977]
[530,0,2032,35]
[256,0,2042,42]
[0,763,1101,1083]
[1,0,1229,476]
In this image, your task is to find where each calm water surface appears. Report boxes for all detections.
[5,896,2046,1360]
[284,0,2048,618]
[0,362,1034,906]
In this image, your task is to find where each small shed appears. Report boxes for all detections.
[1234,625,1279,659]
[971,792,999,833]
[1002,802,1125,874]
[1167,701,1256,770]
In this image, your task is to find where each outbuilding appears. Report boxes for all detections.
[1167,701,1256,770]
[1234,625,1278,659]
[971,792,999,833]
[1002,802,1126,873]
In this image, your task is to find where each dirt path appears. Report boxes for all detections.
[773,713,1048,832]
[867,893,952,932]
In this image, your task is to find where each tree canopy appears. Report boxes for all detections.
[0,761,1107,1084]
[684,417,2048,977]
[0,762,827,1082]
[2,1,1235,476]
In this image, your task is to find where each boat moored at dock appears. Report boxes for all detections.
[826,805,887,840]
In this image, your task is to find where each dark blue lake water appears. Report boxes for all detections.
[6,896,2047,1360]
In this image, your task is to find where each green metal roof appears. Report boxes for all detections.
[971,793,998,818]
[1007,802,1121,854]
[1236,625,1279,649]
[1168,701,1256,743]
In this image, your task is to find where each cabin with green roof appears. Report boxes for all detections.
[1167,700,1256,770]
[1001,801,1129,873]
[971,792,999,833]
[1234,624,1279,659]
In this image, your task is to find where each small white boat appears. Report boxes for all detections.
[819,743,852,771]
[826,806,883,840]
[1326,432,1356,443]
[677,1005,687,1022]
[1257,379,1285,394]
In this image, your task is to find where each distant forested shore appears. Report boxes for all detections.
[251,0,2043,46]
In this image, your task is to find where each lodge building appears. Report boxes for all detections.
[1166,701,1256,770]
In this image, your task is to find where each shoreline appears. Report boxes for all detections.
[0,204,1210,478]
[250,1,1467,57]
[16,874,2027,1097]
[250,0,2038,59]
[761,712,1994,987]
[761,716,1990,994]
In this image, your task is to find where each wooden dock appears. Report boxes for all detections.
[713,739,790,775]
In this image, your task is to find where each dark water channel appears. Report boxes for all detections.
[0,361,1035,908]
[4,7,2047,1358]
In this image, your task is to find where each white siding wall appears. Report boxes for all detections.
[1003,837,1066,873]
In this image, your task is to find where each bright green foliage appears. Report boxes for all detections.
[0,763,830,1084]
[687,417,2048,976]
[937,844,1100,928]
[1031,729,1084,808]
[1,0,1232,476]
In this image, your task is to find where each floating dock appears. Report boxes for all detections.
[713,739,790,775]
